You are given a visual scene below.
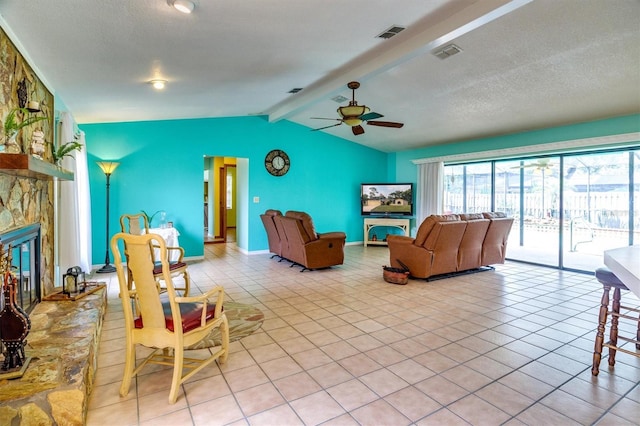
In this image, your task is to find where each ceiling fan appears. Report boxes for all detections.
[311,81,404,136]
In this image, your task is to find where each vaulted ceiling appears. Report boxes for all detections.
[1,0,638,152]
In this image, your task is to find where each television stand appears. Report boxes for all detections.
[364,217,410,247]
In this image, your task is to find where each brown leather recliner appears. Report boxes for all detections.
[277,211,346,271]
[457,213,491,271]
[387,212,513,279]
[481,212,514,265]
[260,209,284,259]
[387,214,466,278]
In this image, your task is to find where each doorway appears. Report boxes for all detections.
[204,157,237,244]
[219,164,237,243]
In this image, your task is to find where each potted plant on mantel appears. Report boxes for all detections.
[1,107,48,153]
[52,141,83,166]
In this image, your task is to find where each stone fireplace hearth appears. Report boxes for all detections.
[0,287,107,425]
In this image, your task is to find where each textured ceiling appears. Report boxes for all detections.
[0,0,638,152]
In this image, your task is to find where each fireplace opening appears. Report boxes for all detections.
[0,224,41,314]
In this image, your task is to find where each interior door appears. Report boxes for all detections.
[218,167,227,241]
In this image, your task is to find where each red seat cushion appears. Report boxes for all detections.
[152,261,187,275]
[134,301,220,333]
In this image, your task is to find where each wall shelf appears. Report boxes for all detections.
[0,153,73,181]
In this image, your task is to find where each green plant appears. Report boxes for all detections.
[3,107,48,140]
[140,210,160,227]
[52,141,83,163]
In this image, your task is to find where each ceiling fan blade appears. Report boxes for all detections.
[311,117,342,121]
[352,125,365,136]
[312,122,343,131]
[367,120,404,128]
[360,112,383,121]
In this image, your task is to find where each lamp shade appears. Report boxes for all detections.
[96,161,119,175]
[337,105,370,126]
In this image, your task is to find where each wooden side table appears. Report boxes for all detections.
[363,217,410,247]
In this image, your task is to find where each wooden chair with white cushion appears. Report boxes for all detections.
[111,232,229,404]
[120,213,190,296]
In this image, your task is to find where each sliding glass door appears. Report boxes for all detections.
[562,151,635,270]
[444,163,492,214]
[498,157,561,267]
[443,147,638,273]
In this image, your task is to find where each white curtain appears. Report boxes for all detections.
[58,112,92,274]
[416,161,444,223]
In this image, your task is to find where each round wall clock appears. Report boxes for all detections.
[264,149,290,176]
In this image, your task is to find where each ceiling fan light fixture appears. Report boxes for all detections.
[168,0,195,14]
[337,105,369,126]
[149,79,167,90]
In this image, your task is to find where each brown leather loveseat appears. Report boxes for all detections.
[260,210,346,271]
[387,212,513,279]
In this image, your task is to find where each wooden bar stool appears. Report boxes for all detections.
[592,267,640,376]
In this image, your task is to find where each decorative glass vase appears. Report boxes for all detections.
[158,211,167,229]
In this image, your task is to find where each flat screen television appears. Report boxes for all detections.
[361,183,413,216]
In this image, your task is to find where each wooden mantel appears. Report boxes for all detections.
[0,153,73,181]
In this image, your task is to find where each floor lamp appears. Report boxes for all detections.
[96,161,119,273]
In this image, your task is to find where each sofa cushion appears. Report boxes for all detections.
[265,209,283,217]
[414,214,460,247]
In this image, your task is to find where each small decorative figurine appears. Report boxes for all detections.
[30,129,45,159]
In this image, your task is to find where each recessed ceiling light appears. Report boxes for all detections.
[168,0,195,14]
[149,79,167,90]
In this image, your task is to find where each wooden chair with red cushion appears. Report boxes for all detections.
[120,213,190,296]
[111,232,229,404]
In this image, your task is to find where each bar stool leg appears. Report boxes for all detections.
[592,284,610,376]
[637,311,640,350]
[608,287,621,367]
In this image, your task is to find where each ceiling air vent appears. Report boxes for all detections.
[377,26,405,39]
[331,95,348,103]
[288,88,303,94]
[433,44,462,60]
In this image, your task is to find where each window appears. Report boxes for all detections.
[443,147,638,272]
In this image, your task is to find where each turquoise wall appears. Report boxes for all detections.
[83,113,638,263]
[393,114,640,183]
[82,116,389,261]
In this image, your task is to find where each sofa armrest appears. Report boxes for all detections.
[387,236,434,278]
[303,236,345,268]
[386,235,414,245]
[319,231,346,240]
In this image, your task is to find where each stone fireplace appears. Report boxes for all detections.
[0,223,41,313]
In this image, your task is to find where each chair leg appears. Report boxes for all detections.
[592,284,610,376]
[119,340,136,397]
[608,287,621,367]
[168,346,184,404]
[219,315,230,364]
[182,270,190,297]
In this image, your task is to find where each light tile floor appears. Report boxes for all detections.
[87,243,640,425]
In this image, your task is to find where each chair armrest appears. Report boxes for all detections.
[153,243,185,262]
[175,285,225,323]
[166,246,185,262]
